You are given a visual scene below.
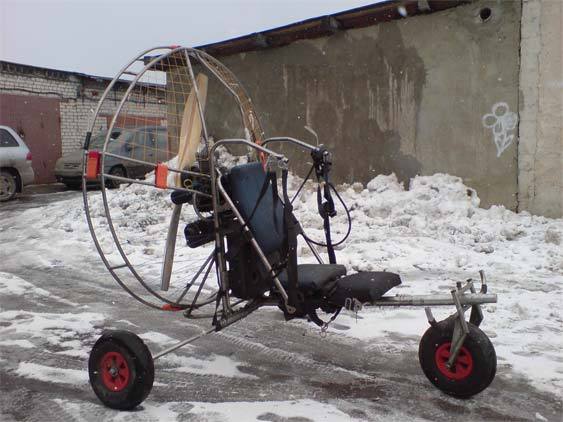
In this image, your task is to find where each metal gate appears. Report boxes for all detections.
[0,93,62,184]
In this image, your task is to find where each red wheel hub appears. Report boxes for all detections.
[100,351,130,391]
[435,342,473,380]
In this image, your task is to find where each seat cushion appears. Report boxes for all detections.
[226,162,285,256]
[278,264,347,291]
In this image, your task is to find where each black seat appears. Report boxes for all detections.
[278,264,347,292]
[227,162,285,256]
[226,162,347,293]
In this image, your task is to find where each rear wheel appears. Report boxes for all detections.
[89,330,154,410]
[418,319,496,398]
[106,166,126,189]
[0,170,17,201]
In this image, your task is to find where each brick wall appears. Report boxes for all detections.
[0,63,166,157]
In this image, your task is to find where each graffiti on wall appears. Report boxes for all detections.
[482,102,518,157]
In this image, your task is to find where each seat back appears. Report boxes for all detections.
[226,162,285,256]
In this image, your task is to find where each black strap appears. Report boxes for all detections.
[241,170,276,231]
[281,169,300,312]
[228,170,277,262]
[317,182,336,264]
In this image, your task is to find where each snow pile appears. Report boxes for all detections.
[290,173,563,394]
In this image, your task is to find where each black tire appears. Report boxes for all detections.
[0,170,17,202]
[64,181,82,190]
[89,330,154,410]
[106,166,126,189]
[418,319,496,398]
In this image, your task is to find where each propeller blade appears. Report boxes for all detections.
[160,73,208,291]
[160,203,182,291]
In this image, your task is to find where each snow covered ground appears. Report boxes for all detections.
[1,166,562,421]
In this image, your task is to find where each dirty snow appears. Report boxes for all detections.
[15,362,89,386]
[1,161,563,401]
[161,352,256,379]
[51,398,389,422]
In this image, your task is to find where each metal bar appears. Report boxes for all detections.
[262,136,316,151]
[457,280,474,295]
[109,263,128,270]
[424,307,436,325]
[100,173,212,198]
[153,328,216,360]
[184,253,215,317]
[103,152,211,179]
[447,319,468,369]
[300,233,324,264]
[209,157,231,317]
[370,293,497,307]
[175,250,215,303]
[211,139,287,162]
[469,282,484,326]
[183,49,210,149]
[451,289,470,334]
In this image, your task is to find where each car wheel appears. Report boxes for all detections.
[0,170,17,202]
[106,166,126,189]
[64,181,82,190]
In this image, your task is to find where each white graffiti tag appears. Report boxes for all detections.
[482,102,518,157]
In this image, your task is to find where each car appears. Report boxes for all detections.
[55,126,170,189]
[0,125,35,201]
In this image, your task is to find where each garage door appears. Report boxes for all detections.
[0,93,62,184]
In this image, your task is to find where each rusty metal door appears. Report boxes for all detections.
[0,93,62,184]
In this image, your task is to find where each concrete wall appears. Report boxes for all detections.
[519,0,563,218]
[204,0,522,210]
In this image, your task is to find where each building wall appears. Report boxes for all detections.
[204,0,523,211]
[0,66,166,182]
[519,0,563,218]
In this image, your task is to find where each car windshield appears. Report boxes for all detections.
[89,131,123,150]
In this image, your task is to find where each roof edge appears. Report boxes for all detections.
[197,0,472,57]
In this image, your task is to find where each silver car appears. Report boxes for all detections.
[0,125,35,201]
[55,127,169,189]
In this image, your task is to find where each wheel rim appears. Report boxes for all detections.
[100,351,130,391]
[0,174,15,200]
[435,342,474,380]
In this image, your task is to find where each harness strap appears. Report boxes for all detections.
[281,169,300,312]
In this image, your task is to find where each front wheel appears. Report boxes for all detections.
[0,170,17,202]
[89,330,154,410]
[418,319,496,398]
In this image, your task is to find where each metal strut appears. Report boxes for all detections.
[424,273,491,371]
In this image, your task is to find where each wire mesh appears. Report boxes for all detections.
[82,46,263,309]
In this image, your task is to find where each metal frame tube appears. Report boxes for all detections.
[262,136,316,151]
[370,293,497,307]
